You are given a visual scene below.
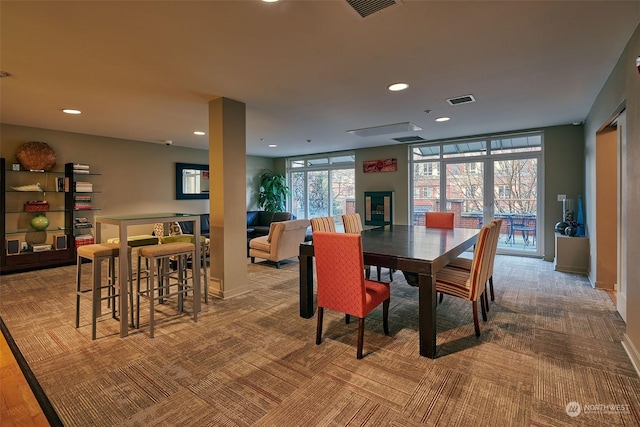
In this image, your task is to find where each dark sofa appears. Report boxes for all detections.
[178,214,211,237]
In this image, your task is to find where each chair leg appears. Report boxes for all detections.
[376,266,381,280]
[489,276,495,301]
[484,285,490,312]
[345,314,350,324]
[357,318,365,359]
[91,259,101,340]
[480,293,487,322]
[75,256,82,328]
[251,257,255,263]
[315,307,324,345]
[439,292,444,304]
[472,301,481,337]
[365,266,371,279]
[383,298,390,335]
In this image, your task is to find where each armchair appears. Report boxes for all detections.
[249,219,310,268]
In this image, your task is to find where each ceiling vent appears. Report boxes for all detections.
[392,136,426,143]
[346,0,401,19]
[446,94,476,106]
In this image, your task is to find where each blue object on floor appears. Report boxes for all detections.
[576,195,585,236]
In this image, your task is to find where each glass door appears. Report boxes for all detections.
[411,132,543,256]
[492,156,540,255]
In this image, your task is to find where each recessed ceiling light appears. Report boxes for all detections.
[388,82,409,92]
[435,117,450,122]
[193,131,206,136]
[262,0,279,2]
[62,109,81,115]
[268,144,277,148]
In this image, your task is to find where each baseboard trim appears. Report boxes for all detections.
[621,333,640,379]
[594,280,615,290]
[0,316,63,426]
[617,292,627,322]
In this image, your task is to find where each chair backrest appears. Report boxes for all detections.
[269,219,311,259]
[342,213,363,234]
[468,222,495,301]
[153,222,182,239]
[310,216,337,232]
[425,212,454,229]
[488,218,502,276]
[313,231,367,318]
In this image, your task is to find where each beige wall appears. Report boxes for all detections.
[246,156,275,211]
[355,145,409,225]
[542,125,585,261]
[1,124,208,241]
[584,23,640,369]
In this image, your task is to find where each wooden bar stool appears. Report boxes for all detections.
[75,243,132,340]
[136,241,196,338]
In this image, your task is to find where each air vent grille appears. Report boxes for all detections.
[447,94,476,106]
[392,136,426,143]
[346,0,399,19]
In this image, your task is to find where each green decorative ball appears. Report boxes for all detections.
[30,214,50,231]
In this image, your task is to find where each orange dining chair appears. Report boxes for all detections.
[342,213,385,281]
[425,211,454,303]
[313,231,390,359]
[425,211,455,229]
[310,216,337,233]
[434,222,495,337]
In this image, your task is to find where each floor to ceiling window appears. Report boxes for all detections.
[411,132,543,256]
[287,153,355,225]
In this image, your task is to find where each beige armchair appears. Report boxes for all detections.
[249,219,310,268]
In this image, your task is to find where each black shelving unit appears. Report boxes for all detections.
[1,160,99,274]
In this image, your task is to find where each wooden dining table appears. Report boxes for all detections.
[299,225,479,358]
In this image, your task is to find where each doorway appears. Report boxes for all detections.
[595,107,627,321]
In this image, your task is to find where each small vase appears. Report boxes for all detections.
[30,214,50,231]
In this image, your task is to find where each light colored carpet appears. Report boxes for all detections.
[1,255,638,426]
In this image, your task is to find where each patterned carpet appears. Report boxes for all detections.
[1,255,639,426]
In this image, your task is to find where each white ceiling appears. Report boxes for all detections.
[1,1,639,158]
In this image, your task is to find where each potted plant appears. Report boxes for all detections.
[258,170,290,212]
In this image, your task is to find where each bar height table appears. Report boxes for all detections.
[95,213,202,338]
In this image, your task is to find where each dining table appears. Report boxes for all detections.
[95,212,202,337]
[299,225,479,358]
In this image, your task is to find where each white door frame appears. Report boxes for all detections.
[616,110,628,321]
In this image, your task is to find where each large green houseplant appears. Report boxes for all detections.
[258,170,290,212]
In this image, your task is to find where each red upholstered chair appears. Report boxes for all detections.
[310,216,337,233]
[425,211,454,303]
[342,213,376,281]
[313,231,390,359]
[425,211,454,229]
[435,222,495,336]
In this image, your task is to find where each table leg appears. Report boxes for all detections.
[418,272,437,358]
[118,224,128,338]
[193,219,201,321]
[299,253,314,318]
